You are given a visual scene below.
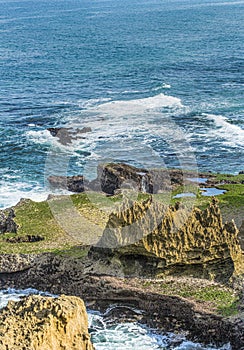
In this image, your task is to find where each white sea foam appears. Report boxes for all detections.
[0,179,50,209]
[25,93,195,183]
[0,289,56,309]
[26,129,54,145]
[205,114,244,147]
[89,313,231,350]
[153,83,171,91]
[20,93,196,209]
[94,93,182,117]
[77,97,112,109]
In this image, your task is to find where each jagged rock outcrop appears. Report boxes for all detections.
[94,197,243,281]
[96,163,154,194]
[95,163,193,194]
[0,294,94,350]
[47,163,200,194]
[0,209,18,234]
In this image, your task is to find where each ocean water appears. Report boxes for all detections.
[0,289,231,350]
[0,0,243,208]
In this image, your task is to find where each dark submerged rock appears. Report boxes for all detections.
[47,127,92,145]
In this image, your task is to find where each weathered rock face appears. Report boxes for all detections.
[96,163,153,194]
[96,163,188,195]
[47,163,200,195]
[94,198,243,281]
[0,209,18,234]
[0,294,94,350]
[96,163,201,195]
[239,220,244,250]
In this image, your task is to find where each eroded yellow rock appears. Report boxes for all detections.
[0,294,95,350]
[97,197,243,280]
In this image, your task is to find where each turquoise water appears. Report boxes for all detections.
[0,289,231,350]
[0,0,243,208]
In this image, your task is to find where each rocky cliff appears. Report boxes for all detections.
[0,294,94,350]
[95,197,243,281]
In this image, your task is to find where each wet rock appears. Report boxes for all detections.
[47,163,200,195]
[95,162,175,194]
[96,163,153,194]
[47,127,92,145]
[0,294,95,350]
[96,163,202,194]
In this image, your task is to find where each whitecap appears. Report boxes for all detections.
[0,180,49,209]
[94,93,182,117]
[205,114,244,147]
[152,84,171,91]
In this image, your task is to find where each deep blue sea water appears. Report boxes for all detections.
[0,0,243,207]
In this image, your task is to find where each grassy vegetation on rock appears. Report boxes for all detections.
[135,277,240,317]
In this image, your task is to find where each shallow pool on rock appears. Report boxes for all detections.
[0,289,231,350]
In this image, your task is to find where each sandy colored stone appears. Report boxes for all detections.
[0,294,95,350]
[96,197,243,281]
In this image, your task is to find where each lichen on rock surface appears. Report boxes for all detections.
[0,294,95,350]
[95,197,243,281]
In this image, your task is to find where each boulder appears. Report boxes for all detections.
[0,294,95,350]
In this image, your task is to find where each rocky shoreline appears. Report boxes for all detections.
[0,251,243,349]
[0,163,244,349]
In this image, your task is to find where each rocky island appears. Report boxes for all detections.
[0,163,243,349]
